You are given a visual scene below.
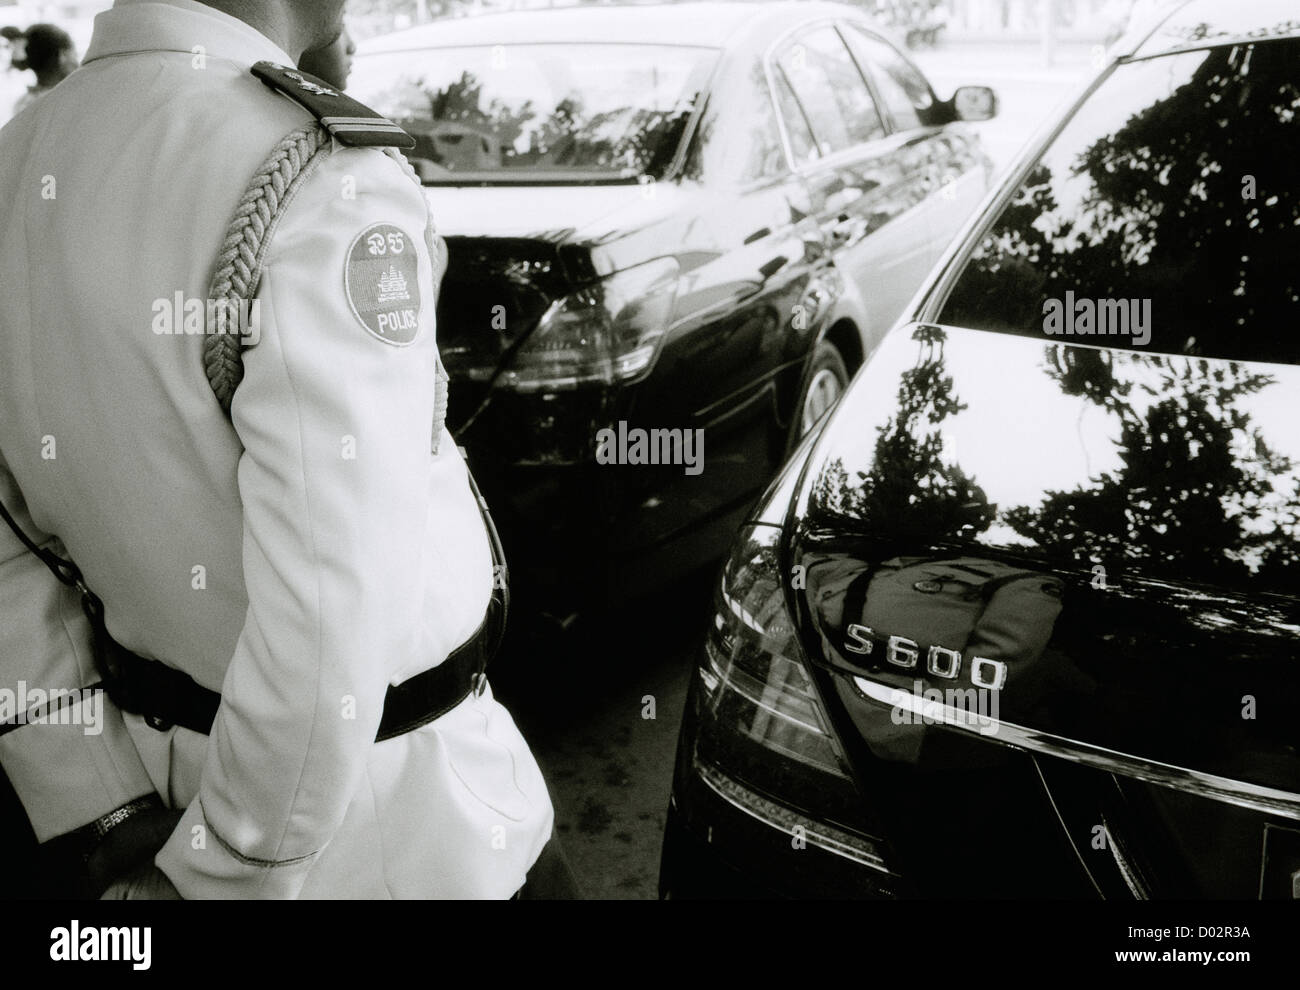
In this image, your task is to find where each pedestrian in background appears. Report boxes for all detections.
[11,23,78,116]
[1,26,28,71]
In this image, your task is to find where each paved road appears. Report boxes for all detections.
[492,572,715,900]
[495,39,1098,900]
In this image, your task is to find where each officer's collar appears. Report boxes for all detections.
[84,0,294,70]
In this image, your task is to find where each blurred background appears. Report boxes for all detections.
[0,0,1171,41]
[0,0,1169,83]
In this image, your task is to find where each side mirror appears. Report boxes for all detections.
[952,85,998,122]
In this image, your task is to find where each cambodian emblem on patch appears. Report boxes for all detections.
[344,222,422,346]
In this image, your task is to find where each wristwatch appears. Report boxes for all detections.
[54,793,165,865]
[81,794,165,859]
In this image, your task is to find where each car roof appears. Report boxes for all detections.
[359,1,864,53]
[1124,0,1300,59]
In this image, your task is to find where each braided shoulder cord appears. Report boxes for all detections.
[382,145,423,189]
[203,123,332,412]
[202,128,431,413]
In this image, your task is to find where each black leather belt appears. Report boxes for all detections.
[105,592,502,742]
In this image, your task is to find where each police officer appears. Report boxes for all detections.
[0,0,560,898]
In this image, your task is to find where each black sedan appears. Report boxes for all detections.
[349,2,995,623]
[661,0,1300,898]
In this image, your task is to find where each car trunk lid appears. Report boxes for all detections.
[788,323,1300,897]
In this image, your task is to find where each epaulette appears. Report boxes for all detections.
[251,61,415,150]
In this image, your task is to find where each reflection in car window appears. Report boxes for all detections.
[737,62,787,183]
[801,26,887,147]
[349,43,717,181]
[775,27,883,158]
[842,26,935,131]
[772,68,819,167]
[939,41,1300,364]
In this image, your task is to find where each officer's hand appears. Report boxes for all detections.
[87,804,183,896]
[100,862,182,900]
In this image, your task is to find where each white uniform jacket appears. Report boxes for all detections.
[0,0,553,898]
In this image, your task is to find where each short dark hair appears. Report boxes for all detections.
[22,23,73,75]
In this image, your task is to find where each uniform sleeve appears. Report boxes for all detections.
[0,458,156,842]
[155,146,447,898]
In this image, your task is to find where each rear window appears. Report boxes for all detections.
[350,43,718,183]
[939,40,1300,364]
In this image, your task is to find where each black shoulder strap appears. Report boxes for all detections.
[0,495,115,731]
[251,61,415,149]
[0,495,84,593]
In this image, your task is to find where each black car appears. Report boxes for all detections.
[350,2,995,623]
[662,0,1300,899]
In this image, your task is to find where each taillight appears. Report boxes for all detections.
[497,257,678,391]
[693,524,888,863]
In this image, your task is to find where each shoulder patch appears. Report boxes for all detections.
[344,223,423,346]
[252,61,415,149]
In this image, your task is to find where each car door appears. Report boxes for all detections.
[840,22,987,260]
[618,55,830,557]
[770,23,934,349]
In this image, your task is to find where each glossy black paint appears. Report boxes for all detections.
[786,326,1300,897]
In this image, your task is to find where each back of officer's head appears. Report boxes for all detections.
[202,1,347,59]
[22,24,75,82]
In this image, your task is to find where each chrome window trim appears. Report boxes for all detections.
[761,14,866,174]
[836,21,938,136]
[762,49,800,175]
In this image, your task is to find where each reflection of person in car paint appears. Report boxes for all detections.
[806,551,1094,725]
[298,26,355,90]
